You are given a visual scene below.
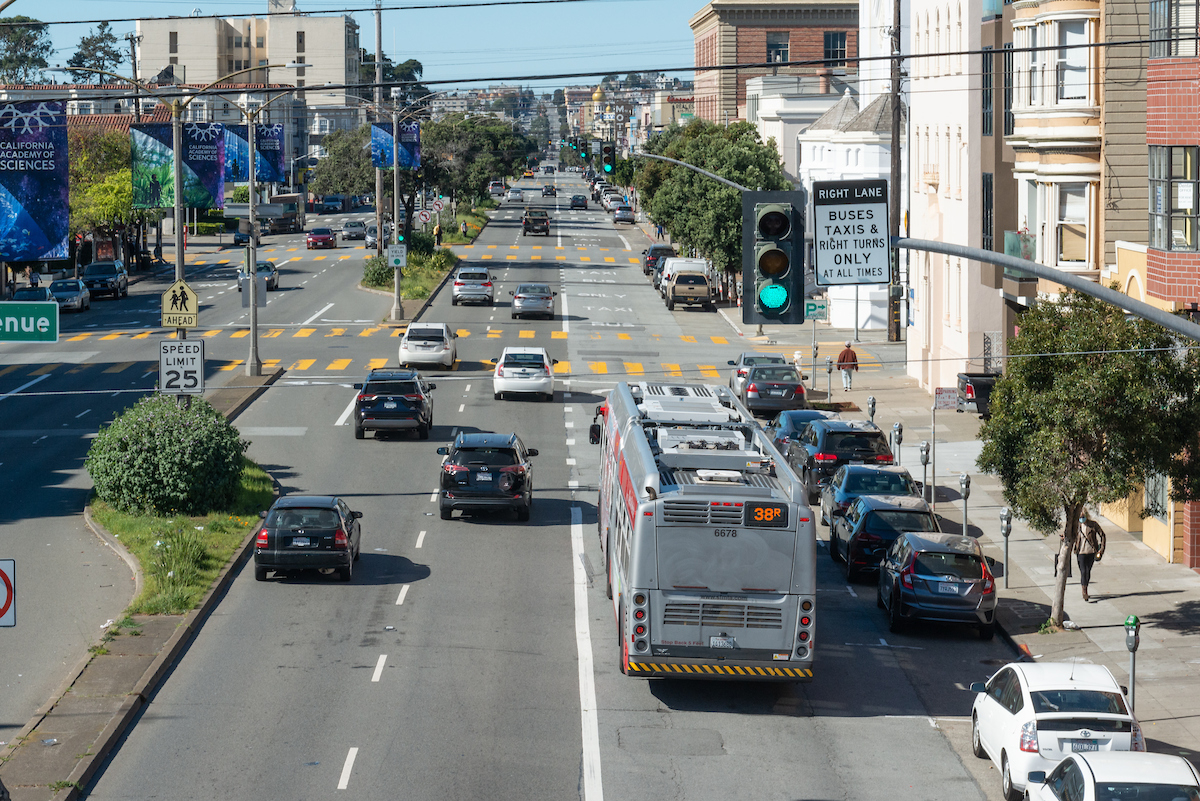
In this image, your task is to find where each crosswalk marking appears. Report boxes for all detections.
[230,330,249,339]
[551,331,567,339]
[698,365,719,378]
[624,362,644,375]
[327,358,353,370]
[554,361,571,374]
[100,332,124,341]
[219,360,244,371]
[104,362,136,373]
[663,363,682,377]
[603,257,615,263]
[263,359,281,369]
[588,361,607,374]
[368,358,388,369]
[68,333,91,341]
[519,330,534,339]
[359,327,381,337]
[202,330,222,338]
[294,328,316,337]
[327,328,346,337]
[711,336,728,345]
[290,359,315,370]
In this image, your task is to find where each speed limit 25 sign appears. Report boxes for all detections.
[159,340,205,395]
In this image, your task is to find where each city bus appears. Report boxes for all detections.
[588,381,816,680]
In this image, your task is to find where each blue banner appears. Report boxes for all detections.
[0,101,69,260]
[224,124,286,183]
[371,122,420,170]
[132,122,224,210]
[370,123,393,169]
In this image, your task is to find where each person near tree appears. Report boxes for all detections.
[433,222,442,247]
[836,341,858,391]
[1076,512,1106,602]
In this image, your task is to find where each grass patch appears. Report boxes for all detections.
[362,249,459,298]
[1038,618,1060,634]
[440,208,491,245]
[91,456,274,615]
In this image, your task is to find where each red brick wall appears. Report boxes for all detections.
[732,26,857,107]
[695,28,720,122]
[1145,248,1200,301]
[1184,502,1200,570]
[1147,58,1200,145]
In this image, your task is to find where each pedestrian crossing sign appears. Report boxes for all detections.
[162,280,199,328]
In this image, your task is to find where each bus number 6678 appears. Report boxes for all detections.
[713,529,738,537]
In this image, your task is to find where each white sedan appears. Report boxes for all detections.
[506,188,523,203]
[493,346,556,402]
[1026,752,1199,801]
[398,323,457,368]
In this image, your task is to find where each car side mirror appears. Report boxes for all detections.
[589,423,602,444]
[527,448,539,457]
[1027,772,1046,785]
[802,374,809,381]
[353,383,362,389]
[727,360,736,365]
[641,249,647,254]
[351,510,363,519]
[509,291,514,296]
[259,510,268,519]
[428,383,437,390]
[436,446,449,455]
[969,682,987,693]
[553,292,558,296]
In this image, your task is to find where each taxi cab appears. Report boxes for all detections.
[522,169,535,178]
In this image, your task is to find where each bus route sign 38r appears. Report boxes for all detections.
[159,340,205,395]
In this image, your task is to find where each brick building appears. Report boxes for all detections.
[690,0,858,124]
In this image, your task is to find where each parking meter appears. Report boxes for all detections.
[959,473,971,500]
[867,396,877,423]
[891,421,903,465]
[825,355,833,398]
[919,441,930,466]
[1125,615,1140,652]
[919,441,931,503]
[1000,507,1013,587]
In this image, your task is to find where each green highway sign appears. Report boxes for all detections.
[0,301,58,343]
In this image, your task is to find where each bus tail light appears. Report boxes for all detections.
[795,597,814,658]
[631,591,650,653]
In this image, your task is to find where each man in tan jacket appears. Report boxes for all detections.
[1076,513,1106,603]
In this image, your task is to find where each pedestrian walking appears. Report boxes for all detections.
[460,220,468,238]
[655,222,664,240]
[433,223,442,247]
[836,341,858,391]
[1076,513,1106,602]
[27,267,39,288]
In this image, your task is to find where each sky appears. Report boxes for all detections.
[40,0,699,93]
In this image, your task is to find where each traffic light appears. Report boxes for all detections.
[601,141,615,174]
[742,191,805,325]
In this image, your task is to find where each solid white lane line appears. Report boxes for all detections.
[415,530,426,548]
[371,654,387,682]
[75,408,91,418]
[337,747,358,790]
[0,373,50,402]
[571,507,604,801]
[561,290,570,334]
[302,302,335,325]
[395,584,410,605]
[618,234,631,250]
[335,396,356,427]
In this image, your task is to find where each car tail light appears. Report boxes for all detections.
[900,559,916,589]
[496,365,505,377]
[778,436,790,445]
[481,281,493,288]
[965,383,976,400]
[737,368,748,377]
[1131,721,1146,751]
[980,562,996,594]
[357,394,376,402]
[1019,720,1039,753]
[813,452,838,463]
[875,454,894,464]
[443,463,468,474]
[256,529,269,547]
[454,281,465,286]
[795,385,806,396]
[402,394,423,402]
[499,464,526,476]
[858,532,882,545]
[746,382,759,396]
[333,529,349,550]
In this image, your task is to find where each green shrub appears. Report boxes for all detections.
[362,255,394,288]
[408,230,435,256]
[86,395,248,515]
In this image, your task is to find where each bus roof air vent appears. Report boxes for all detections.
[695,469,745,483]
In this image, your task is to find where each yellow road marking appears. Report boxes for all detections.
[263,359,281,369]
[698,364,719,377]
[617,333,631,340]
[588,361,608,374]
[164,331,177,339]
[313,256,326,261]
[519,330,534,339]
[99,331,124,340]
[553,360,571,374]
[103,362,136,374]
[219,360,244,371]
[506,255,517,260]
[30,363,60,375]
[628,258,639,263]
[599,248,609,252]
[286,247,297,252]
[710,336,728,345]
[326,328,346,337]
[263,329,284,338]
[556,246,564,250]
[0,365,19,377]
[576,247,587,251]
[368,358,388,369]
[680,335,697,344]
[456,329,470,338]
[390,328,405,337]
[482,254,493,259]
[603,257,615,262]
[624,362,644,375]
[289,359,315,370]
[487,329,502,337]
[487,244,497,249]
[531,255,541,260]
[326,359,352,370]
[556,255,566,260]
[359,327,381,337]
[293,328,316,337]
[202,329,222,337]
[532,246,542,250]
[580,256,591,262]
[132,331,152,339]
[230,330,249,339]
[663,363,682,377]
[68,333,91,341]
[510,245,519,250]
[551,331,568,339]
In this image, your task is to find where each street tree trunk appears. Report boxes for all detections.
[1050,501,1086,625]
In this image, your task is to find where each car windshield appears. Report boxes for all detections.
[257,263,274,272]
[451,447,518,467]
[345,222,364,228]
[744,356,786,366]
[363,380,418,395]
[826,432,890,455]
[13,288,47,300]
[267,507,340,529]
[503,353,547,368]
[572,195,586,201]
[367,227,378,235]
[311,228,332,235]
[50,281,78,292]
[459,272,488,282]
[1030,689,1129,715]
[650,247,676,257]
[83,263,116,276]
[517,285,550,295]
[1092,784,1198,800]
[752,367,801,382]
[406,329,445,343]
[526,211,548,218]
[675,274,707,285]
[844,472,914,495]
[913,552,984,580]
[865,510,938,534]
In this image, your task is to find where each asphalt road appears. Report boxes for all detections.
[3,167,1013,799]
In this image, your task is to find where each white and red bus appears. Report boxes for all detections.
[588,381,816,680]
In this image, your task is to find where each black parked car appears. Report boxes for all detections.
[738,364,808,416]
[254,495,363,582]
[641,244,676,275]
[82,260,128,299]
[352,368,435,440]
[437,432,538,521]
[829,494,940,582]
[786,419,894,503]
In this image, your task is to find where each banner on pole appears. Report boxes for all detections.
[371,122,420,170]
[0,101,69,261]
[224,124,286,183]
[132,122,225,209]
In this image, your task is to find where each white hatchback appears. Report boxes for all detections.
[399,322,457,368]
[970,662,1144,801]
[1026,752,1199,801]
[493,347,556,402]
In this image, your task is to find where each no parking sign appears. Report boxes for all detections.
[0,560,14,627]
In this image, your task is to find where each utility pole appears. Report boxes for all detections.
[374,0,384,256]
[126,32,143,122]
[888,0,903,342]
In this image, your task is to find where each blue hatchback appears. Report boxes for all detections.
[819,464,920,527]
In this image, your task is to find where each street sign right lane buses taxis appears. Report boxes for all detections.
[589,381,816,680]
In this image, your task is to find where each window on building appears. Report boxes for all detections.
[1150,0,1199,58]
[295,56,305,78]
[1028,26,1041,105]
[228,59,235,73]
[1057,183,1087,263]
[227,35,234,50]
[1150,145,1199,250]
[259,59,268,67]
[982,172,995,250]
[169,57,178,66]
[296,31,306,53]
[766,31,789,63]
[169,32,178,54]
[256,36,265,49]
[982,46,994,136]
[824,32,847,67]
[1057,20,1088,100]
[1145,471,1170,521]
[234,35,244,49]
[1003,43,1015,135]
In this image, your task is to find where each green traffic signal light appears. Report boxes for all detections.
[753,203,794,316]
[601,141,615,173]
[758,283,789,310]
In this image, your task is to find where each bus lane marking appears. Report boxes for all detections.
[570,506,604,801]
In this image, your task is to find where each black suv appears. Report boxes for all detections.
[541,185,556,197]
[436,432,538,521]
[785,419,893,503]
[641,244,676,275]
[82,260,128,299]
[352,368,435,440]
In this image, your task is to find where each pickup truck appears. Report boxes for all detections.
[665,270,715,311]
[957,372,1000,417]
[522,209,550,236]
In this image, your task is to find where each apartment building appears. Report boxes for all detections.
[690,0,859,124]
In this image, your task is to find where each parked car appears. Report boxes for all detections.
[522,209,550,236]
[306,228,337,249]
[48,279,90,312]
[12,286,54,302]
[738,364,808,416]
[341,220,367,240]
[657,257,708,299]
[237,261,279,291]
[641,244,676,275]
[81,261,128,299]
[958,372,1000,417]
[1025,753,1197,801]
[437,432,538,521]
[352,368,436,440]
[664,270,714,311]
[541,185,556,197]
[879,531,997,638]
[819,464,920,527]
[613,204,636,224]
[509,283,556,320]
[787,419,894,503]
[493,346,556,401]
[570,194,588,210]
[970,662,1146,801]
[762,409,841,452]
[506,189,524,203]
[253,495,363,581]
[451,267,494,306]
[728,352,789,395]
[233,229,260,246]
[398,322,457,368]
[830,494,940,581]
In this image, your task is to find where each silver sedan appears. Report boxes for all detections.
[510,283,556,320]
[727,352,789,396]
[613,205,636,224]
[48,279,90,311]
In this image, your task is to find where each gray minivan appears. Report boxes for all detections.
[878,532,998,640]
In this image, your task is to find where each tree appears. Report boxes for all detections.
[68,127,131,236]
[358,52,431,105]
[977,291,1200,625]
[0,16,51,84]
[625,72,643,88]
[419,113,536,203]
[67,21,125,83]
[308,126,376,197]
[552,89,565,106]
[634,119,789,272]
[74,169,134,233]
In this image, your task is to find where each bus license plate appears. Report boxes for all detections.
[1071,740,1099,752]
[710,636,737,649]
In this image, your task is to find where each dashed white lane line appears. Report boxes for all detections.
[846,584,858,598]
[464,384,471,393]
[395,584,410,605]
[415,530,426,548]
[566,438,575,446]
[566,458,576,465]
[571,506,604,801]
[335,396,356,427]
[561,286,570,334]
[429,491,437,503]
[337,747,358,790]
[75,408,91,418]
[302,302,335,325]
[565,421,574,428]
[458,403,465,413]
[0,373,50,402]
[371,654,387,682]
